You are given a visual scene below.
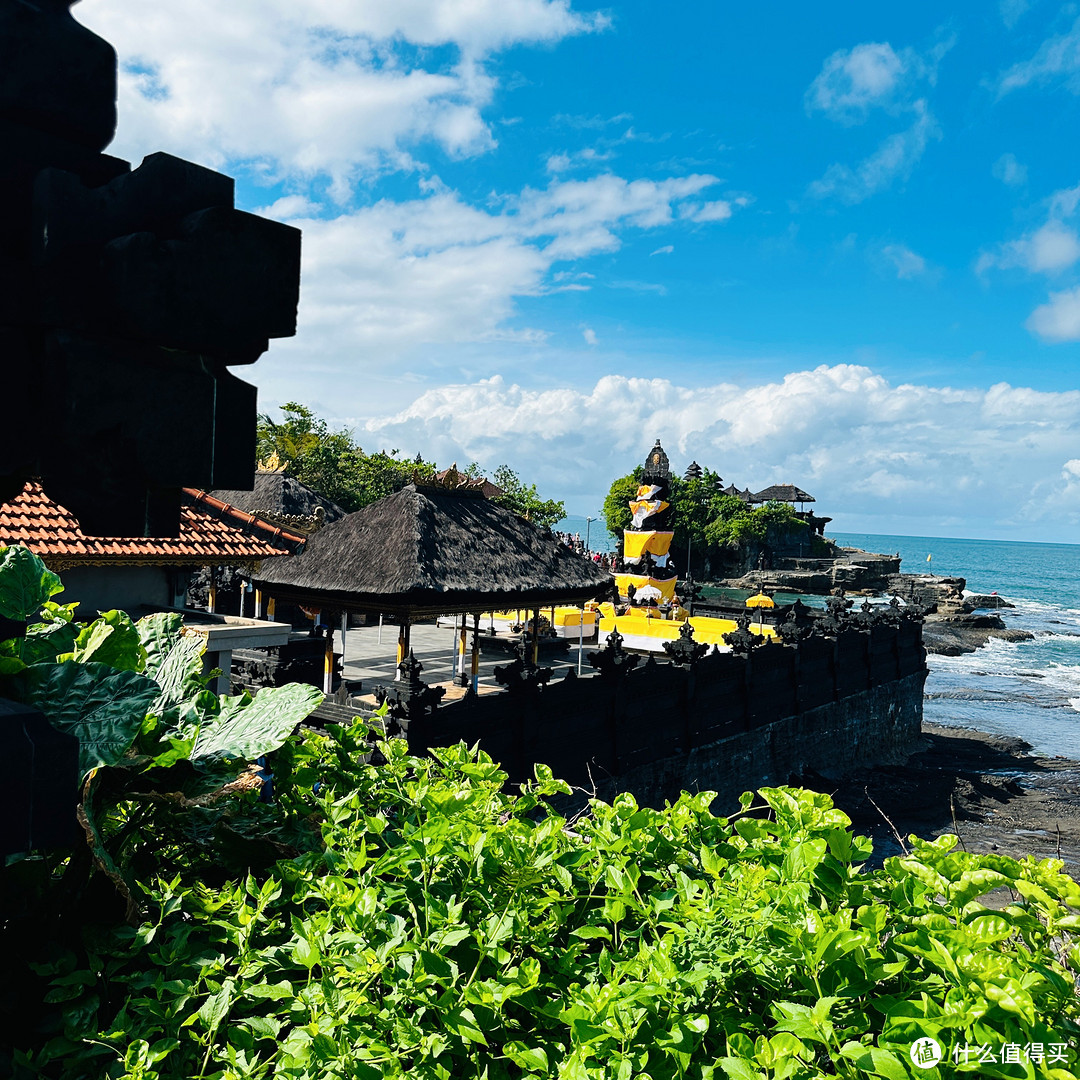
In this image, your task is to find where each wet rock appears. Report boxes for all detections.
[966,593,1015,610]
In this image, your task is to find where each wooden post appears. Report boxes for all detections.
[395,616,410,681]
[578,603,585,675]
[471,613,480,695]
[340,612,348,667]
[531,608,540,667]
[323,626,333,694]
[255,588,263,619]
[266,596,276,621]
[457,613,468,686]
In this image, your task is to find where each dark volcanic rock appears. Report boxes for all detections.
[922,613,1034,655]
[966,593,1016,610]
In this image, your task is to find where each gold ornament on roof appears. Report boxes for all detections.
[257,451,288,474]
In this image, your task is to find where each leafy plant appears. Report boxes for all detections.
[4,545,1080,1079]
[8,725,1080,1080]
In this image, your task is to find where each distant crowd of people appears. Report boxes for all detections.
[554,530,616,570]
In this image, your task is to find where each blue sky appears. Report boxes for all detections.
[80,0,1080,542]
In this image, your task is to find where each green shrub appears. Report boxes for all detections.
[10,727,1080,1079]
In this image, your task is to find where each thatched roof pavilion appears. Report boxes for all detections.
[251,484,612,618]
[210,472,347,534]
[748,484,815,505]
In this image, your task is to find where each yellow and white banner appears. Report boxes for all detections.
[614,573,677,602]
[628,499,669,527]
[622,530,674,560]
[598,614,777,652]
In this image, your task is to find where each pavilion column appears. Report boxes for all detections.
[323,625,334,694]
[578,602,585,675]
[471,613,480,695]
[267,596,276,622]
[254,588,264,619]
[207,565,217,614]
[531,608,540,667]
[395,616,410,681]
[455,613,469,687]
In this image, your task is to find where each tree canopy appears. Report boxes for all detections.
[256,403,564,527]
[602,466,810,570]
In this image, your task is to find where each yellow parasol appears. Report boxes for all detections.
[745,592,775,609]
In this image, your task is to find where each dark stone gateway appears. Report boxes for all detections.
[1,0,301,535]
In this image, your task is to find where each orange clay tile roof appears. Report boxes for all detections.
[0,483,307,569]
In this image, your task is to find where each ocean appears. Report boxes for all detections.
[834,532,1080,760]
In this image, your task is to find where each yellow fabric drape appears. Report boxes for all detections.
[614,574,677,602]
[622,530,674,559]
[628,499,669,527]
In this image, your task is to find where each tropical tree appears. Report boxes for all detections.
[601,468,644,539]
[256,403,434,512]
[489,464,565,529]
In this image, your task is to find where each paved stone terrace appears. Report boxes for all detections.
[339,620,592,703]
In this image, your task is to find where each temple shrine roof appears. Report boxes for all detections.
[0,482,306,570]
[748,484,815,505]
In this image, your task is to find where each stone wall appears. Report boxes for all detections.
[404,619,927,815]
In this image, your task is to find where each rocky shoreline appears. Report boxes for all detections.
[720,547,1035,656]
[717,548,1079,874]
[802,722,1080,879]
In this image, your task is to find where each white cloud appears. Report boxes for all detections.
[254,195,323,220]
[582,327,598,345]
[78,0,608,193]
[805,42,907,123]
[266,171,726,372]
[684,200,733,223]
[808,102,940,204]
[1026,285,1080,341]
[998,16,1080,97]
[1000,0,1031,29]
[362,366,1080,536]
[546,146,615,174]
[992,152,1027,187]
[650,245,674,256]
[978,184,1080,277]
[805,38,950,125]
[882,243,929,279]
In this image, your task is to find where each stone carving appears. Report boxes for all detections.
[494,638,553,694]
[1,1,301,534]
[588,628,641,677]
[776,598,817,644]
[379,651,445,726]
[662,619,708,666]
[722,613,760,655]
[820,591,854,635]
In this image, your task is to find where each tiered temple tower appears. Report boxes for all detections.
[615,440,680,605]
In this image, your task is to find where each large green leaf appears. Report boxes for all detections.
[193,683,322,762]
[0,545,63,622]
[70,610,146,672]
[16,661,160,780]
[20,619,80,666]
[137,612,185,682]
[136,611,207,722]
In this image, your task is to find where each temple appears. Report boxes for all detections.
[614,440,680,604]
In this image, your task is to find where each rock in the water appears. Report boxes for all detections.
[965,593,1015,610]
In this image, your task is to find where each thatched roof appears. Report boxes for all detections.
[749,484,815,504]
[252,484,613,616]
[209,473,347,533]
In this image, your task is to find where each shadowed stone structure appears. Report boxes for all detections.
[1,0,301,535]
